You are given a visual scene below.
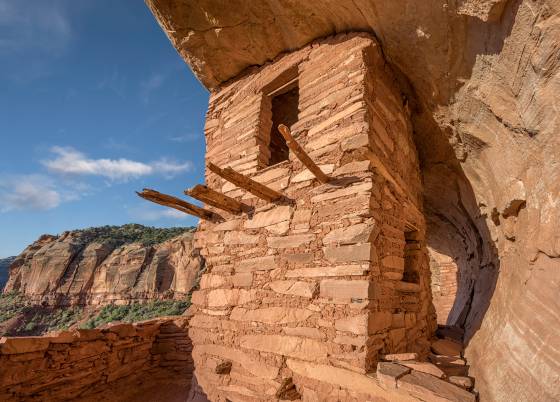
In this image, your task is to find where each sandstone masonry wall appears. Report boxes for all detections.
[0,317,193,401]
[189,33,437,401]
[429,248,459,325]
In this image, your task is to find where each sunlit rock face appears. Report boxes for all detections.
[147,1,560,401]
[3,230,203,306]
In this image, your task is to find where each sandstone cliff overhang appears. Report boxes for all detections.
[146,0,507,100]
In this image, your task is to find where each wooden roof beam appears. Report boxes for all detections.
[136,188,218,221]
[185,184,246,214]
[278,124,330,183]
[207,162,284,203]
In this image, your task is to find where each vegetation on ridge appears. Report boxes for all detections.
[0,293,190,336]
[73,223,195,247]
[0,292,27,324]
[81,299,190,329]
[0,293,83,336]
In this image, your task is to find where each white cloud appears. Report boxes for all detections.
[43,146,192,181]
[0,175,78,212]
[141,74,164,91]
[0,0,73,82]
[168,133,200,143]
[127,205,190,221]
[0,0,71,54]
[151,159,194,178]
[140,73,165,103]
[96,67,127,98]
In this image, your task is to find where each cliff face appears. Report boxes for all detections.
[3,226,203,306]
[146,1,560,401]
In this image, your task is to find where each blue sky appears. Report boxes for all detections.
[0,0,208,257]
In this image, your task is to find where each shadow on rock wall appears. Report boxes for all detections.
[387,0,522,345]
[424,164,500,344]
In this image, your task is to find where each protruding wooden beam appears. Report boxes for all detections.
[207,162,283,202]
[277,124,330,183]
[136,188,218,221]
[185,184,244,214]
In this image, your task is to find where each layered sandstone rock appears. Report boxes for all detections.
[3,226,202,306]
[146,1,560,401]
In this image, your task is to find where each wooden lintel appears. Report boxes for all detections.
[277,124,330,183]
[136,188,217,221]
[207,162,283,202]
[185,184,244,214]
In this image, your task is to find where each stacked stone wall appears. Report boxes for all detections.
[190,33,436,401]
[0,317,193,401]
[429,249,459,324]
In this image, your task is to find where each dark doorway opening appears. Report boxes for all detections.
[403,227,420,283]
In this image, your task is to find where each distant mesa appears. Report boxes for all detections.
[0,256,16,290]
[3,224,201,307]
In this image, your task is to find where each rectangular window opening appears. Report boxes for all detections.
[403,227,420,283]
[268,80,299,166]
[259,66,300,169]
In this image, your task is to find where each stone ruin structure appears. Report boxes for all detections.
[186,33,439,400]
[135,30,479,400]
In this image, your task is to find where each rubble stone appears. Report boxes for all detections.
[377,362,411,389]
[397,371,476,402]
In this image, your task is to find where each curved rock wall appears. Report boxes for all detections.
[3,231,203,306]
[146,1,560,400]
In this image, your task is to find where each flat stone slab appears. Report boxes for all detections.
[431,339,463,358]
[398,371,476,402]
[439,364,470,378]
[377,362,411,389]
[449,376,474,390]
[429,353,466,366]
[399,361,446,378]
[381,352,419,362]
[0,336,51,354]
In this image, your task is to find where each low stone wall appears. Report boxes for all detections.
[0,316,194,401]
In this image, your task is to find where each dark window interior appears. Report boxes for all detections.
[403,228,420,283]
[268,83,299,166]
